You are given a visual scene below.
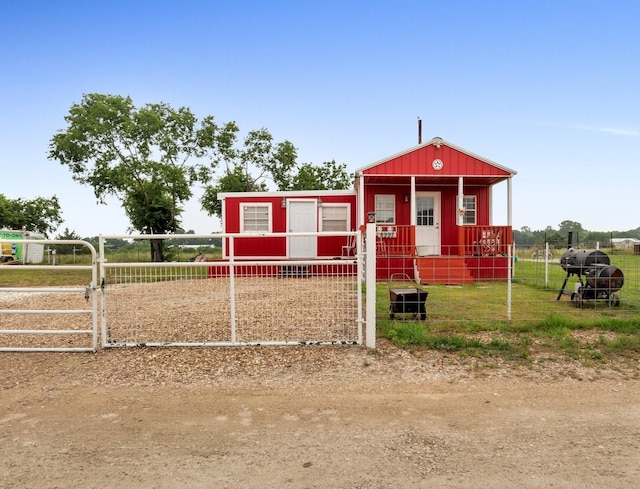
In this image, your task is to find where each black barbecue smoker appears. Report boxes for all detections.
[556,232,624,308]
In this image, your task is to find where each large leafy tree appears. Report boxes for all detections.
[290,160,352,191]
[558,220,585,237]
[0,194,63,237]
[48,93,236,261]
[200,128,297,217]
[200,129,352,218]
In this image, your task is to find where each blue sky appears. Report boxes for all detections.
[2,0,639,237]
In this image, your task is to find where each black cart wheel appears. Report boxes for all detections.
[572,292,583,309]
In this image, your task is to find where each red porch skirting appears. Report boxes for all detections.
[376,255,511,283]
[206,260,358,278]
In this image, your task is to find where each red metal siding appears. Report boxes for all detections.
[223,196,286,256]
[363,144,510,177]
[438,188,458,250]
[222,194,356,258]
[441,187,489,251]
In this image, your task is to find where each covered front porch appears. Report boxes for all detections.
[354,137,517,285]
[373,224,513,284]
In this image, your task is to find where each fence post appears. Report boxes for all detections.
[365,223,376,349]
[507,244,512,321]
[229,235,236,344]
[545,241,550,287]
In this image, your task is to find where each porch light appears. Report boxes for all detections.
[281,198,286,208]
[403,194,409,203]
[317,197,323,207]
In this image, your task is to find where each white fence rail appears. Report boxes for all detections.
[0,239,99,352]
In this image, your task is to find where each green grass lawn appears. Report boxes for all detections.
[378,253,640,365]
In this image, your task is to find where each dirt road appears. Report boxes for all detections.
[1,344,639,488]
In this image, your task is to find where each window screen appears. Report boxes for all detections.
[463,196,476,225]
[321,205,349,231]
[375,195,395,223]
[241,204,270,232]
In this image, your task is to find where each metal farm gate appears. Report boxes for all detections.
[98,231,373,348]
[0,239,99,352]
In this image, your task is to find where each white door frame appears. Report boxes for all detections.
[287,200,318,258]
[415,191,441,255]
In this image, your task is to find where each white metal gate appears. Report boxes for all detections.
[0,239,99,352]
[99,231,372,348]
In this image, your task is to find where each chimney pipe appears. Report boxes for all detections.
[418,117,422,144]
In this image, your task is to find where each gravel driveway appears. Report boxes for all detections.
[1,342,639,488]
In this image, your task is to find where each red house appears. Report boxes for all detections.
[218,137,516,284]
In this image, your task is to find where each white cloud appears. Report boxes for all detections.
[564,123,640,138]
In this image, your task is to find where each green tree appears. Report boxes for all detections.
[48,93,236,261]
[200,128,352,218]
[200,129,296,217]
[200,165,269,217]
[513,226,534,246]
[583,231,611,247]
[54,228,86,255]
[558,220,585,237]
[0,194,63,237]
[290,160,352,191]
[547,231,566,247]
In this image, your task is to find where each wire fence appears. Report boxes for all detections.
[3,234,638,351]
[511,243,639,319]
[99,234,363,347]
[381,242,640,327]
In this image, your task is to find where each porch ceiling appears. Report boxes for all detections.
[361,174,509,187]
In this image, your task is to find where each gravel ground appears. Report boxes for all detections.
[2,287,640,488]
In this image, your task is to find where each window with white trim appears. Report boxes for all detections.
[375,195,395,224]
[321,205,349,231]
[240,203,271,232]
[463,196,476,225]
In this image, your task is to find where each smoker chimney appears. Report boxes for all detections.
[418,117,422,144]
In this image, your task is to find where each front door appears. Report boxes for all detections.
[288,200,317,258]
[415,192,441,255]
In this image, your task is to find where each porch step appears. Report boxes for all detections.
[416,256,474,285]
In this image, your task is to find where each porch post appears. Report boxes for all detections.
[507,177,513,226]
[358,173,365,227]
[457,176,465,256]
[410,176,416,226]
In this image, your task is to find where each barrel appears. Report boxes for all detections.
[584,265,624,292]
[560,249,610,274]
